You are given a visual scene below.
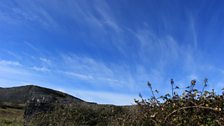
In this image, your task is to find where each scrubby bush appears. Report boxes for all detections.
[26,79,224,125]
[134,79,224,125]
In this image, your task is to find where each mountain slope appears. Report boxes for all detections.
[0,85,137,126]
[0,85,83,106]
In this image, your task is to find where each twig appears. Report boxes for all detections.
[164,105,221,123]
[215,120,222,126]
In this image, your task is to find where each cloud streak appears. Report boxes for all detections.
[1,0,224,105]
[0,57,142,105]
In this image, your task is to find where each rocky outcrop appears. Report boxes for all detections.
[24,95,56,125]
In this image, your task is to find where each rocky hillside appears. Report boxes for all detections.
[0,85,83,105]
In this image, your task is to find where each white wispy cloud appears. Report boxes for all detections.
[0,59,53,87]
[60,54,135,89]
[64,71,94,81]
[32,66,50,72]
[24,41,40,53]
[0,1,59,29]
[39,57,52,66]
[135,29,180,65]
[0,60,22,66]
[0,60,35,85]
[189,15,198,49]
[58,88,137,105]
[93,1,122,32]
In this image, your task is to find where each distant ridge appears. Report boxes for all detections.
[0,85,84,107]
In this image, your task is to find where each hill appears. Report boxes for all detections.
[0,85,85,125]
[0,85,83,105]
[0,85,138,126]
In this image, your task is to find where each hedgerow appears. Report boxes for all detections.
[134,79,224,125]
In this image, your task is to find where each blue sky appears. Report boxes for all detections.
[1,0,224,105]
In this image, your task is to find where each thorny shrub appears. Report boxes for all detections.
[134,78,224,126]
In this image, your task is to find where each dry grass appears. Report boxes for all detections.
[0,107,24,126]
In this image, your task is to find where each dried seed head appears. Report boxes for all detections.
[170,79,174,85]
[191,80,196,85]
[139,93,142,98]
[147,81,151,87]
[204,78,208,86]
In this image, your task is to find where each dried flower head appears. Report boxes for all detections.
[170,79,174,85]
[147,81,151,87]
[191,79,196,86]
[204,78,208,86]
[139,93,142,98]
